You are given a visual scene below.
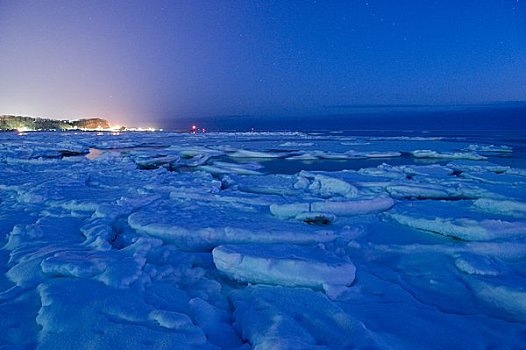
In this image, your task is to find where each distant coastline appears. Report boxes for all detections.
[0,115,117,131]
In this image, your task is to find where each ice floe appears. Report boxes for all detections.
[213,244,356,295]
[464,144,512,153]
[128,199,336,250]
[473,198,526,218]
[270,197,395,219]
[389,212,526,241]
[411,149,487,160]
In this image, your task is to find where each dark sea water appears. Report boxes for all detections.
[165,104,526,135]
[161,105,526,172]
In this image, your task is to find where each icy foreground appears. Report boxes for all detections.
[1,131,525,349]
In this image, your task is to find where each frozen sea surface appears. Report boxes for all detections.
[1,130,526,349]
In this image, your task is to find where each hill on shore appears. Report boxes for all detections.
[0,115,111,131]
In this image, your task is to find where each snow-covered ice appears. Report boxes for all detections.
[212,244,356,297]
[1,130,525,349]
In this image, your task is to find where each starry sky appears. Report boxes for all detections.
[0,0,525,127]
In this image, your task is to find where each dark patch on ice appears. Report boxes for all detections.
[303,216,333,225]
[59,150,88,157]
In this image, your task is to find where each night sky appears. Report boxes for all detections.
[0,0,525,127]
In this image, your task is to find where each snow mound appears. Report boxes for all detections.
[299,171,359,198]
[312,197,395,216]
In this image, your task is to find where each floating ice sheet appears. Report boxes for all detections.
[213,244,356,296]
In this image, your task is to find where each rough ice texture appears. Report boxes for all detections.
[270,197,394,219]
[1,130,526,349]
[230,285,384,349]
[299,171,359,198]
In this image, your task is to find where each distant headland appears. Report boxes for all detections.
[0,115,119,131]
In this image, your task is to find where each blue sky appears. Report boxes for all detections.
[0,0,525,126]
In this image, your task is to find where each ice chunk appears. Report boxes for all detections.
[473,198,526,218]
[311,197,395,216]
[197,164,262,175]
[464,144,512,153]
[447,160,510,174]
[270,203,310,218]
[270,197,394,219]
[468,241,526,261]
[213,244,356,294]
[299,171,359,198]
[98,237,160,288]
[411,150,487,160]
[459,171,526,186]
[311,151,351,159]
[347,151,402,158]
[128,199,336,250]
[228,149,285,158]
[232,173,302,196]
[279,141,314,147]
[285,153,319,160]
[389,213,526,241]
[173,153,211,167]
[386,184,451,199]
[135,155,179,169]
